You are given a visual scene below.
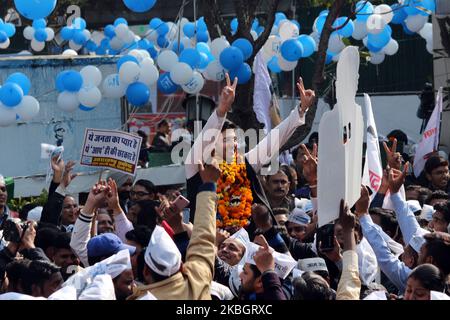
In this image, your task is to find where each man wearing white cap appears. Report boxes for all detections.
[128,161,221,300]
[286,208,311,241]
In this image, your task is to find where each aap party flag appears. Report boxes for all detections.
[414,87,443,177]
[253,51,272,135]
[362,94,383,193]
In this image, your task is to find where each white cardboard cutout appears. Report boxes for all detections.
[318,46,364,227]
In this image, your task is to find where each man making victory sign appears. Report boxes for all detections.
[185,73,316,234]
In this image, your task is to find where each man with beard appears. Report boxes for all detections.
[265,170,295,213]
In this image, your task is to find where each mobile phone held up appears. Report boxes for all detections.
[173,195,190,211]
[317,223,335,252]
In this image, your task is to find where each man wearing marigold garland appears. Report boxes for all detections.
[185,73,316,233]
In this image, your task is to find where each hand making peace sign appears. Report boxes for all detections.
[217,73,238,117]
[383,138,402,170]
[297,77,316,116]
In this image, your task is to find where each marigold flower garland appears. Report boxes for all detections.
[216,159,253,228]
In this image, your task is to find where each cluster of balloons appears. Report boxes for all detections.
[0,19,16,49]
[230,17,263,40]
[0,73,40,126]
[114,50,159,106]
[218,38,253,84]
[56,66,103,112]
[23,19,55,52]
[262,13,316,73]
[60,17,93,52]
[123,0,157,13]
[104,18,138,53]
[179,17,209,44]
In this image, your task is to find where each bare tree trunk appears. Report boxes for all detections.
[281,0,345,152]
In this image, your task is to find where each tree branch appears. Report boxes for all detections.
[253,0,281,61]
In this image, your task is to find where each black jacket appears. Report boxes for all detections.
[0,246,49,283]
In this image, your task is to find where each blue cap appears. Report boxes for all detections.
[87,233,136,258]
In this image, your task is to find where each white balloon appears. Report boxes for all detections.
[109,37,124,51]
[250,30,258,41]
[23,26,35,40]
[119,61,141,84]
[80,65,102,87]
[157,50,179,72]
[332,53,341,62]
[78,87,102,107]
[139,50,151,60]
[328,34,345,54]
[204,60,226,82]
[374,4,394,24]
[166,22,177,40]
[180,18,189,31]
[278,56,297,71]
[129,49,144,62]
[102,73,127,98]
[426,41,433,54]
[384,39,399,56]
[279,21,299,40]
[123,31,136,44]
[419,23,433,42]
[405,14,428,33]
[146,29,159,42]
[31,39,45,51]
[352,20,368,40]
[57,91,79,112]
[0,105,16,127]
[260,50,272,64]
[180,36,193,49]
[0,38,10,49]
[16,96,39,121]
[370,52,385,65]
[91,31,104,45]
[115,24,129,39]
[138,63,159,86]
[170,62,194,85]
[140,57,154,66]
[310,32,320,51]
[366,14,386,35]
[69,40,82,51]
[82,29,92,40]
[62,49,78,56]
[182,71,205,94]
[270,26,279,36]
[45,28,55,41]
[210,37,230,59]
[263,35,282,56]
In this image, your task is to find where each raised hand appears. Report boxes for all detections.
[388,162,409,194]
[62,160,76,188]
[84,180,110,215]
[297,77,316,116]
[51,155,65,184]
[338,199,357,251]
[253,235,275,273]
[383,139,402,170]
[217,73,238,117]
[106,178,121,213]
[199,158,221,184]
[301,143,318,185]
[354,186,370,217]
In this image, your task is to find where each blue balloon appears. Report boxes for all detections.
[0,83,23,107]
[73,30,87,45]
[280,39,303,62]
[14,0,56,20]
[257,26,265,35]
[252,19,259,31]
[148,45,158,58]
[104,25,116,38]
[275,12,287,26]
[73,17,87,30]
[196,42,211,55]
[232,38,253,61]
[61,71,83,92]
[319,10,329,17]
[114,18,128,26]
[355,1,373,21]
[229,63,251,84]
[172,41,184,53]
[123,0,156,13]
[0,31,7,43]
[126,82,150,106]
[197,17,207,32]
[231,18,238,32]
[6,73,31,95]
[220,46,244,70]
[291,20,301,31]
[34,28,47,42]
[196,31,208,43]
[2,23,15,37]
[334,17,354,38]
[179,48,201,68]
[79,105,95,112]
[55,71,68,92]
[149,18,163,30]
[183,22,196,38]
[391,4,407,24]
[86,40,97,52]
[96,47,107,55]
[33,19,46,29]
[404,2,422,16]
[298,35,316,58]
[138,39,151,50]
[197,52,209,69]
[100,38,110,48]
[158,73,179,95]
[325,52,335,64]
[156,23,169,36]
[402,22,415,36]
[157,35,169,48]
[61,27,74,40]
[268,57,281,73]
[368,27,391,49]
[421,0,436,14]
[365,40,383,53]
[316,15,327,34]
